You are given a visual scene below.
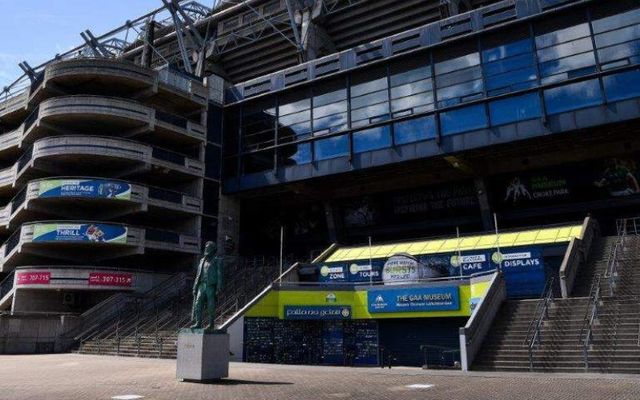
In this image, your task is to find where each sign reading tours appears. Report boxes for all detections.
[284,305,352,320]
[38,179,131,200]
[16,271,51,286]
[88,272,133,287]
[32,223,128,243]
[367,286,460,313]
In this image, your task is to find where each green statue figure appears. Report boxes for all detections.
[190,241,223,331]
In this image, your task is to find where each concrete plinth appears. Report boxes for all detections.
[176,330,229,381]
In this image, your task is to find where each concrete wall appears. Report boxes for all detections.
[0,314,81,354]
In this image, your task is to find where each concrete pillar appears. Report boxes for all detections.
[141,21,157,68]
[474,177,493,231]
[217,195,241,257]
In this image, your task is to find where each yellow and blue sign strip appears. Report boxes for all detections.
[245,276,493,320]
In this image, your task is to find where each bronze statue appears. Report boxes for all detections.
[190,241,223,331]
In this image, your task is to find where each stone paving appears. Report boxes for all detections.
[0,354,639,400]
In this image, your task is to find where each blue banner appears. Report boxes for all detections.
[367,286,460,313]
[318,263,348,282]
[492,248,545,297]
[347,260,383,283]
[284,305,352,320]
[38,179,131,200]
[32,223,128,243]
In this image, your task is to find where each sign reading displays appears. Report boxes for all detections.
[88,272,133,287]
[38,179,131,200]
[32,223,128,243]
[16,272,51,285]
[367,286,460,313]
[284,305,352,320]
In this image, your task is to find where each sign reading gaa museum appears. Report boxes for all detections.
[368,286,460,313]
[38,179,131,200]
[32,223,128,243]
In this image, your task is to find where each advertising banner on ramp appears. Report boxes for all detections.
[38,179,131,200]
[32,223,128,243]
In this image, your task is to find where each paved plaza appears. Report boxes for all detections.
[0,354,639,400]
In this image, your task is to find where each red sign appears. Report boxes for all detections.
[88,272,133,287]
[16,272,51,285]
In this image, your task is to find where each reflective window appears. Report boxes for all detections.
[544,79,603,115]
[313,79,348,135]
[353,125,391,153]
[241,98,276,151]
[592,3,640,70]
[242,150,274,174]
[394,115,436,145]
[314,134,349,161]
[482,28,538,96]
[489,93,542,126]
[278,142,312,166]
[603,69,640,102]
[277,90,311,143]
[535,15,596,84]
[440,104,488,135]
[389,58,434,117]
[350,67,390,129]
[435,42,484,107]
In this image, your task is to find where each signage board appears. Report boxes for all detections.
[367,286,460,313]
[88,272,133,287]
[32,223,128,243]
[16,271,51,286]
[284,305,352,320]
[38,179,131,200]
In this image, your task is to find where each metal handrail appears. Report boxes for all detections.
[579,274,602,371]
[0,270,16,300]
[523,276,555,371]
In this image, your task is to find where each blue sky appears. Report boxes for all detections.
[0,0,164,88]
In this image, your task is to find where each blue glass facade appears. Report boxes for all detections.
[224,1,640,181]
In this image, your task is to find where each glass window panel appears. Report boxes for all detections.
[314,134,349,160]
[437,79,484,102]
[390,79,433,99]
[539,52,597,78]
[486,67,537,92]
[440,104,488,135]
[483,53,536,77]
[489,93,542,126]
[436,67,483,89]
[598,38,640,66]
[435,52,480,75]
[394,115,436,145]
[390,64,431,87]
[353,125,392,153]
[351,90,389,109]
[278,109,310,126]
[313,79,347,107]
[278,121,311,141]
[595,25,640,49]
[543,79,603,115]
[483,37,533,63]
[592,4,640,35]
[351,67,388,98]
[537,37,594,63]
[278,98,310,116]
[242,149,274,174]
[391,93,435,114]
[603,69,640,102]
[535,17,590,49]
[313,100,348,119]
[314,113,348,134]
[278,142,312,166]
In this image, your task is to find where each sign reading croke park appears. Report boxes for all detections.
[32,223,128,243]
[368,286,460,313]
[37,179,131,200]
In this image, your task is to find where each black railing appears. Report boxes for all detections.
[4,229,21,256]
[523,276,555,371]
[23,106,39,131]
[17,145,34,171]
[579,274,602,371]
[145,229,180,244]
[156,110,188,129]
[148,187,183,204]
[151,147,186,166]
[0,270,15,300]
[10,187,27,214]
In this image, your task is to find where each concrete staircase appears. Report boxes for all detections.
[473,234,640,373]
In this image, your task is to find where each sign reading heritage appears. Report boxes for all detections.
[38,179,131,200]
[16,272,51,285]
[284,305,352,320]
[32,223,128,243]
[88,272,133,287]
[367,286,460,313]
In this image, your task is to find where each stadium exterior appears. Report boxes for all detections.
[1,0,639,372]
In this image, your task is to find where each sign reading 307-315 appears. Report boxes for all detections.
[37,179,131,200]
[32,223,128,243]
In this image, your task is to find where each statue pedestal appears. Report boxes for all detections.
[176,329,229,381]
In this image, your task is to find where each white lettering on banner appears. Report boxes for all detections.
[503,259,541,267]
[61,184,95,192]
[460,254,486,263]
[501,252,532,260]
